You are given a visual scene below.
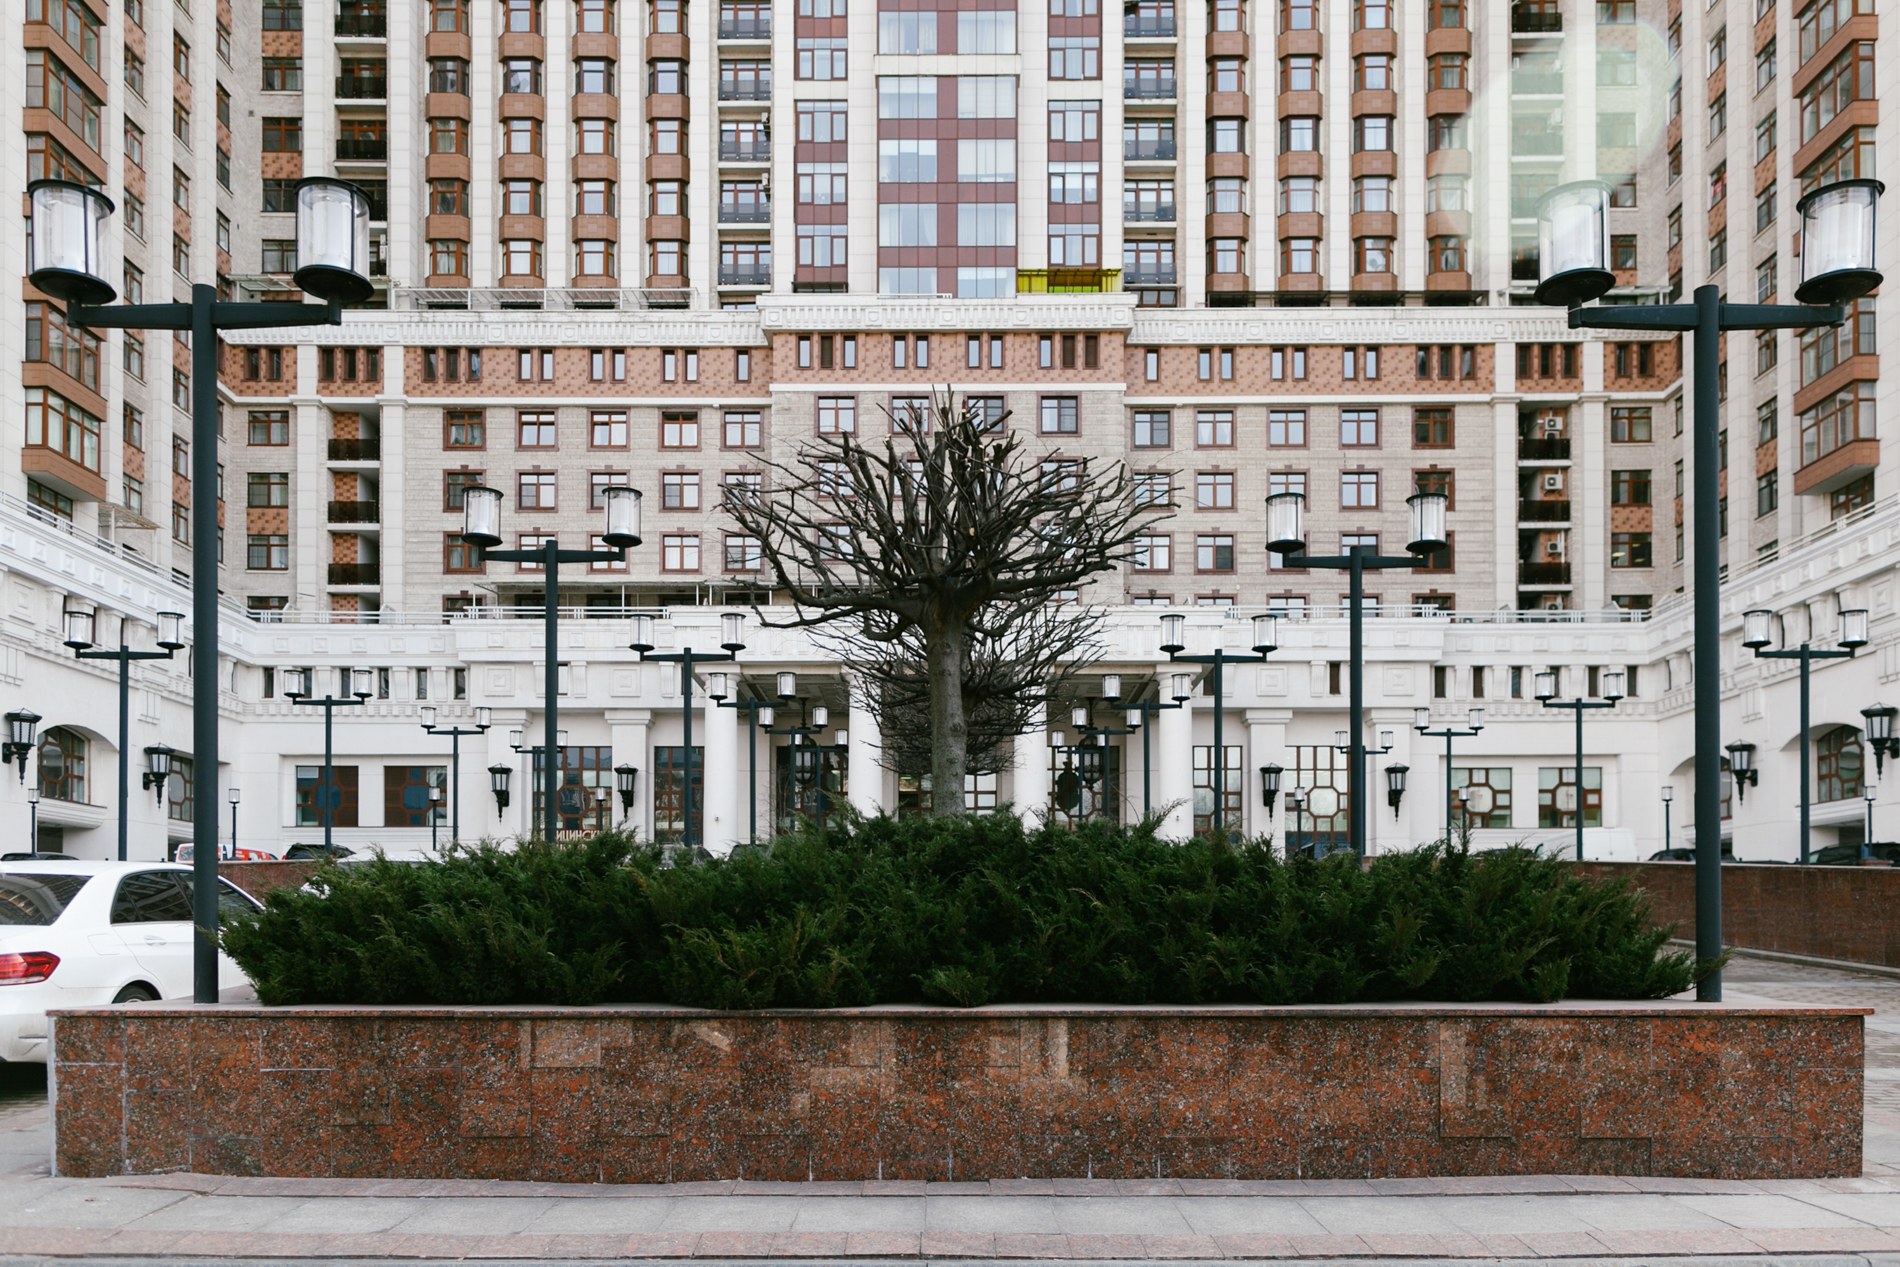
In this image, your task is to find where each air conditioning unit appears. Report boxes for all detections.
[1542,473,1564,492]
[1540,414,1564,434]
[1543,599,1566,611]
[1544,540,1565,556]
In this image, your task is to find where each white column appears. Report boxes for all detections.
[1157,689,1194,840]
[847,684,885,818]
[483,714,529,840]
[608,710,652,840]
[702,689,740,854]
[1011,703,1050,823]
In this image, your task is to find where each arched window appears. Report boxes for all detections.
[1817,726,1865,802]
[38,727,88,804]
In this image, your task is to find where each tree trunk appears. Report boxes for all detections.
[928,622,968,815]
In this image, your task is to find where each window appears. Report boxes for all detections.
[662,533,702,571]
[1196,472,1235,509]
[661,471,702,510]
[1040,397,1080,434]
[246,533,289,570]
[1049,37,1100,79]
[1280,116,1318,153]
[1196,534,1235,572]
[1133,535,1172,571]
[661,411,700,448]
[1610,532,1653,568]
[247,472,290,508]
[1341,471,1378,509]
[1132,410,1171,447]
[1610,469,1652,506]
[518,349,555,382]
[23,387,101,472]
[1610,406,1652,442]
[589,410,628,448]
[1413,407,1453,448]
[1757,472,1778,517]
[797,36,847,79]
[817,397,857,434]
[1341,410,1379,447]
[518,470,556,510]
[1133,472,1172,508]
[37,728,88,805]
[723,410,762,448]
[516,411,556,448]
[295,765,359,828]
[1268,410,1307,446]
[725,535,762,572]
[445,410,486,449]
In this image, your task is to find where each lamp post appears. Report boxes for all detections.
[1158,613,1276,837]
[488,764,512,818]
[26,785,41,855]
[286,667,372,855]
[709,669,795,846]
[1726,742,1760,805]
[226,786,239,859]
[1742,607,1867,863]
[62,607,186,860]
[1122,673,1193,816]
[1863,704,1900,778]
[420,704,492,848]
[614,764,638,825]
[632,613,745,849]
[30,176,372,1003]
[2,711,41,784]
[1541,177,1883,998]
[1285,785,1306,853]
[1070,682,1140,823]
[1534,667,1625,861]
[1330,728,1394,856]
[509,727,569,838]
[1268,491,1449,856]
[764,700,837,828]
[429,785,443,850]
[1865,782,1879,862]
[461,483,642,844]
[1662,784,1674,855]
[1414,707,1486,838]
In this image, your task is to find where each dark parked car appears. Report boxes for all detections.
[1810,841,1900,866]
[1646,848,1735,862]
[283,843,355,861]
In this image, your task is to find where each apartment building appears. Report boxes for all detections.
[2,0,1894,857]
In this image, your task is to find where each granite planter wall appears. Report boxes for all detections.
[51,1003,1864,1182]
[1579,862,1900,969]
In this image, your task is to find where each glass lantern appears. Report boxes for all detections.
[1406,491,1450,555]
[1467,707,1485,729]
[475,706,492,728]
[293,178,375,305]
[1741,608,1775,649]
[1601,668,1627,700]
[1265,492,1306,555]
[420,705,438,729]
[629,614,655,652]
[599,485,642,549]
[811,705,829,730]
[776,671,796,699]
[1159,613,1185,651]
[1170,672,1192,701]
[1102,674,1121,700]
[1842,608,1870,648]
[1795,179,1884,305]
[351,667,374,698]
[62,607,96,651]
[156,611,186,650]
[1251,614,1277,654]
[27,180,116,305]
[1533,669,1559,701]
[1534,181,1616,308]
[460,485,503,547]
[721,612,745,649]
[706,672,731,701]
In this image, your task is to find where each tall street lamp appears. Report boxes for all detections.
[226,787,239,859]
[286,667,372,855]
[30,175,371,1003]
[1743,607,1869,863]
[1071,680,1140,823]
[1285,785,1306,852]
[429,785,444,850]
[1122,673,1192,816]
[764,700,836,829]
[1534,667,1625,861]
[461,483,642,844]
[1414,707,1486,839]
[1865,782,1879,861]
[631,613,746,850]
[709,669,796,846]
[420,704,492,848]
[1268,490,1449,856]
[509,727,569,837]
[2,711,41,783]
[26,785,41,855]
[1541,176,1883,1000]
[1662,783,1674,855]
[62,606,186,860]
[1159,613,1276,837]
[1330,728,1394,855]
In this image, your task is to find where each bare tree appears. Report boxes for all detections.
[725,391,1173,814]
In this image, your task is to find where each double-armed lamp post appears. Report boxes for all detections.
[1159,613,1275,836]
[1741,607,1868,863]
[1268,490,1450,856]
[1537,176,1883,1001]
[420,704,492,848]
[1534,667,1625,861]
[1415,707,1486,837]
[62,606,185,860]
[29,175,374,1003]
[709,670,796,846]
[632,614,746,850]
[1123,674,1192,816]
[286,667,372,855]
[461,484,642,844]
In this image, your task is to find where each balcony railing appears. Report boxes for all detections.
[1513,132,1563,155]
[718,139,770,161]
[1511,9,1562,33]
[1511,72,1563,94]
[718,81,772,100]
[1124,139,1178,161]
[328,437,381,461]
[328,500,381,523]
[718,204,771,222]
[1518,561,1572,585]
[1123,14,1178,36]
[1124,203,1177,222]
[334,11,387,36]
[336,76,388,98]
[328,562,381,585]
[1518,499,1571,522]
[717,266,771,286]
[335,136,388,160]
[1123,266,1179,285]
[1519,436,1571,460]
[718,16,771,38]
[1124,79,1178,99]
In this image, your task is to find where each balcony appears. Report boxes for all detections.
[718,16,771,38]
[1124,203,1177,222]
[328,500,381,524]
[719,81,772,101]
[1519,437,1571,460]
[1123,14,1177,36]
[1511,72,1563,95]
[718,139,770,162]
[328,562,381,586]
[328,437,381,461]
[334,11,387,36]
[1124,266,1179,285]
[1124,79,1178,100]
[1518,561,1571,585]
[718,266,771,286]
[336,76,388,99]
[1513,131,1563,156]
[1124,139,1178,161]
[335,136,388,161]
[1511,9,1562,33]
[1518,499,1571,522]
[718,203,771,223]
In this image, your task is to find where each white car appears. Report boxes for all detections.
[0,861,262,1064]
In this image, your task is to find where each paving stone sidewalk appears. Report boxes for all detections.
[0,954,1894,1262]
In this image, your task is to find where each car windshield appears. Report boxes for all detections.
[0,874,93,926]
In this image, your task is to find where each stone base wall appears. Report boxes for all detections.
[51,1005,1864,1182]
[220,861,320,901]
[1580,862,1900,968]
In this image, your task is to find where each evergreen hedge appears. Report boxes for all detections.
[220,815,1698,1008]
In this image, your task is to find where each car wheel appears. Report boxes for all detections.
[111,984,158,1005]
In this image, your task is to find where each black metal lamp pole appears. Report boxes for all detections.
[1742,608,1867,863]
[1070,676,1141,823]
[1268,491,1450,857]
[1414,707,1486,838]
[509,726,568,838]
[1539,176,1884,1002]
[1662,784,1674,855]
[1865,783,1879,861]
[62,606,185,860]
[1158,614,1276,836]
[632,613,746,849]
[226,787,239,859]
[710,669,795,846]
[1123,673,1192,816]
[421,704,492,847]
[764,700,835,827]
[460,484,642,845]
[1533,667,1625,861]
[286,668,372,854]
[1328,727,1395,856]
[29,176,373,1004]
